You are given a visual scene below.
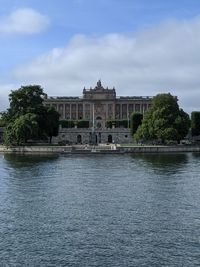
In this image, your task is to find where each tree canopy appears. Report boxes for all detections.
[130,112,143,136]
[134,93,190,143]
[8,85,45,119]
[2,85,59,145]
[191,111,200,136]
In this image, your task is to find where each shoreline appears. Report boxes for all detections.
[1,144,200,154]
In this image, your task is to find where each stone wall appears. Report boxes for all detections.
[52,127,133,144]
[1,144,200,154]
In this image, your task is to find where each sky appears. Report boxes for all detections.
[1,0,200,113]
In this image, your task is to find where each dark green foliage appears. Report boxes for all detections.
[8,85,45,118]
[3,113,38,146]
[77,120,89,128]
[45,108,60,143]
[134,93,190,143]
[2,85,60,145]
[175,109,190,140]
[60,120,75,128]
[106,120,130,128]
[3,123,15,146]
[191,112,200,136]
[105,120,113,128]
[130,113,143,135]
[60,120,89,128]
[0,112,7,127]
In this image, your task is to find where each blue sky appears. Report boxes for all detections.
[1,0,200,112]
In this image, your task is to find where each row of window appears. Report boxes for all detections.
[45,102,151,120]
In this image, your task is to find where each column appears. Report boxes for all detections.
[120,104,122,119]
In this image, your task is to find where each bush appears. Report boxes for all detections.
[106,120,130,128]
[60,120,75,128]
[77,120,89,128]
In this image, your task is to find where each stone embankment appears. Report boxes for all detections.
[1,144,200,154]
[119,145,200,153]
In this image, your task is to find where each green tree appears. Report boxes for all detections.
[45,107,60,143]
[0,112,7,127]
[134,93,190,143]
[175,109,190,140]
[4,113,38,145]
[8,85,45,118]
[130,113,143,136]
[2,85,60,146]
[3,123,15,146]
[13,113,38,145]
[191,111,200,136]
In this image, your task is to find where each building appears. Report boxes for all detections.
[44,80,152,144]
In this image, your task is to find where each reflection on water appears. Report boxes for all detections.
[132,153,188,174]
[4,153,59,167]
[0,153,200,267]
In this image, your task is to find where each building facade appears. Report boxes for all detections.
[44,80,152,144]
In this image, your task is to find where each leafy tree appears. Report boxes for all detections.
[0,112,7,127]
[4,113,38,145]
[13,113,38,145]
[2,85,59,145]
[175,109,190,140]
[130,113,143,136]
[134,93,190,143]
[8,85,45,118]
[191,111,200,136]
[3,123,15,146]
[45,107,60,143]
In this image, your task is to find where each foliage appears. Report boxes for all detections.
[191,111,200,136]
[60,120,89,128]
[3,113,38,146]
[8,85,45,118]
[175,109,190,140]
[77,120,89,128]
[130,113,143,136]
[2,85,60,145]
[60,120,75,128]
[14,113,38,144]
[0,112,7,126]
[45,108,60,143]
[3,123,15,146]
[134,93,190,143]
[106,119,130,128]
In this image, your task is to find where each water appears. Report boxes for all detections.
[0,153,200,266]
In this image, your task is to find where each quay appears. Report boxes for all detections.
[1,144,200,154]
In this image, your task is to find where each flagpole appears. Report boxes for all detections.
[92,103,95,132]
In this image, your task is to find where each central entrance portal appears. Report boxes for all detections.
[89,132,101,145]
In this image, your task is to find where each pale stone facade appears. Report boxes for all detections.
[44,80,152,144]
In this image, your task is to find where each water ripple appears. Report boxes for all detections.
[0,153,200,266]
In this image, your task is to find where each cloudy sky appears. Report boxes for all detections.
[1,0,200,113]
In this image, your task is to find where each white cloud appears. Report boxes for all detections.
[0,8,50,34]
[2,15,200,113]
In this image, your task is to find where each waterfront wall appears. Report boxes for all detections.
[0,145,71,154]
[120,145,200,153]
[1,145,200,154]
